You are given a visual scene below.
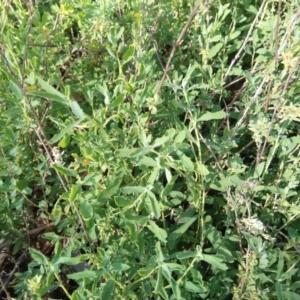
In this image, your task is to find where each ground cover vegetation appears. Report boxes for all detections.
[1,0,300,299]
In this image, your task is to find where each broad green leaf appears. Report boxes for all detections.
[154,267,169,300]
[109,93,125,108]
[178,152,194,171]
[152,128,176,148]
[147,190,161,218]
[198,111,226,121]
[67,270,100,280]
[161,174,178,198]
[49,119,82,143]
[82,173,102,186]
[86,218,97,240]
[173,130,186,144]
[115,148,135,157]
[54,256,83,266]
[147,220,167,243]
[183,63,199,83]
[37,76,66,100]
[276,282,284,300]
[171,278,182,299]
[185,281,207,294]
[109,263,130,271]
[253,161,265,178]
[28,91,68,105]
[70,101,84,119]
[147,167,159,185]
[169,216,197,241]
[164,263,185,272]
[206,225,233,262]
[115,196,133,207]
[195,163,209,175]
[9,80,22,99]
[25,72,36,84]
[201,254,228,271]
[52,205,62,225]
[126,221,137,242]
[155,242,164,263]
[101,280,115,300]
[42,232,61,241]
[29,248,48,265]
[122,186,147,194]
[122,45,135,65]
[99,176,122,199]
[208,42,223,59]
[161,263,171,281]
[176,251,196,260]
[138,156,157,167]
[69,184,81,203]
[80,201,93,221]
[59,134,71,148]
[138,256,157,277]
[276,252,284,280]
[52,163,78,177]
[282,291,300,300]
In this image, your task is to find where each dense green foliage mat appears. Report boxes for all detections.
[1,0,300,299]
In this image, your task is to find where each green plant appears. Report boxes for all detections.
[1,0,300,299]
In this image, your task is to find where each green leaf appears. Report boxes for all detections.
[42,232,61,241]
[69,184,81,203]
[201,254,228,271]
[148,220,167,243]
[70,101,84,119]
[9,80,22,99]
[28,91,68,105]
[154,267,169,300]
[109,263,130,271]
[176,251,196,260]
[147,190,161,218]
[152,128,176,148]
[115,148,135,157]
[138,156,157,167]
[185,281,207,294]
[67,270,99,280]
[52,163,78,177]
[54,256,84,266]
[173,130,186,144]
[122,45,135,65]
[80,201,94,221]
[126,221,137,242]
[58,134,71,148]
[178,151,194,171]
[276,282,284,300]
[282,291,300,300]
[115,196,133,207]
[121,186,147,194]
[253,161,265,178]
[169,216,197,241]
[82,173,102,186]
[101,280,115,300]
[195,163,209,175]
[49,119,82,143]
[109,93,125,108]
[37,76,67,101]
[198,111,226,121]
[171,278,182,299]
[99,176,122,199]
[29,248,48,265]
[208,42,223,59]
[25,72,36,84]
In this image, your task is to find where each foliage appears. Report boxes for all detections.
[1,0,300,299]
